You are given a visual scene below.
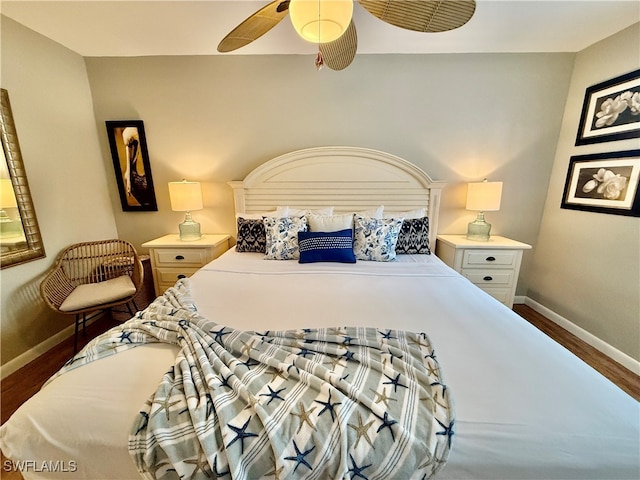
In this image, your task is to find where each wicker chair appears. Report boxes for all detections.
[40,239,144,353]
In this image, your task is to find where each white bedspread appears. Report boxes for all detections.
[2,249,639,479]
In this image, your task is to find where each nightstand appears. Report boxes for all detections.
[142,234,230,296]
[435,234,532,308]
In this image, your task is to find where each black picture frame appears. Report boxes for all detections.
[561,149,640,217]
[106,120,158,211]
[575,69,640,145]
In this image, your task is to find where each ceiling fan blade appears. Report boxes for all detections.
[358,0,476,33]
[319,21,358,71]
[217,1,290,53]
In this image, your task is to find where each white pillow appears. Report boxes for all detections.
[276,206,334,216]
[395,207,426,219]
[355,205,384,219]
[235,210,279,220]
[307,213,354,232]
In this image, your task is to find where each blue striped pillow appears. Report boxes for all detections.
[298,229,356,264]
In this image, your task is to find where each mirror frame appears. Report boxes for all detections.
[0,88,45,268]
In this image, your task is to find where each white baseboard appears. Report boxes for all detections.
[523,296,640,375]
[0,314,103,380]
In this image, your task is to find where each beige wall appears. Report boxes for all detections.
[2,14,583,367]
[528,23,640,361]
[0,17,118,365]
[85,52,574,293]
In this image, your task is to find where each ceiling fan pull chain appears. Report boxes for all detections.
[315,0,323,70]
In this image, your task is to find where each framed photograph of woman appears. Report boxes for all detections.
[575,69,640,145]
[106,120,158,211]
[561,149,640,217]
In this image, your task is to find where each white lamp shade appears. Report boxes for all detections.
[168,181,203,212]
[289,0,353,43]
[466,181,503,212]
[0,178,18,209]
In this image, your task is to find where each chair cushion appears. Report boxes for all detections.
[59,275,136,312]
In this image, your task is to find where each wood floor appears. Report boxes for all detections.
[513,304,639,401]
[1,302,638,479]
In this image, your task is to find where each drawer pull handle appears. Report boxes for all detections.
[175,255,185,260]
[486,256,496,262]
[177,274,187,279]
[483,276,493,281]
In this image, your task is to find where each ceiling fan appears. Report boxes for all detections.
[217,0,476,70]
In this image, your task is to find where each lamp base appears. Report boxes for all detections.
[178,212,201,241]
[466,212,492,241]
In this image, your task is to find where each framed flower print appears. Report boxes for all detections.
[561,149,640,217]
[575,69,640,145]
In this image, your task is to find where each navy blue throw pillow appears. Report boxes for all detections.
[298,229,356,264]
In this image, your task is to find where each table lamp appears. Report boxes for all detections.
[168,180,203,241]
[466,179,502,241]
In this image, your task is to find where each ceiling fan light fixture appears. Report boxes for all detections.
[290,0,354,44]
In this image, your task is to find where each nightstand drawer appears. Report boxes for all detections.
[154,248,210,267]
[463,249,518,268]
[156,267,200,285]
[481,287,512,304]
[435,235,532,309]
[142,234,231,297]
[463,270,514,286]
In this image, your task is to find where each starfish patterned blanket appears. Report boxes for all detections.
[50,279,454,479]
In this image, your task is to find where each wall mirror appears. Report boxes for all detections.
[0,88,45,268]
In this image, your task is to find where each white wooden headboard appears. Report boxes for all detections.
[228,146,446,249]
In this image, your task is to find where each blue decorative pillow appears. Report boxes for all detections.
[264,216,308,260]
[353,215,404,262]
[298,229,356,264]
[236,217,266,253]
[396,216,431,254]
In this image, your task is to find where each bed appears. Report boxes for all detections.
[1,146,638,480]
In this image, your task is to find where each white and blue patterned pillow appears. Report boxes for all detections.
[298,229,356,263]
[353,215,404,262]
[396,216,431,254]
[263,216,308,260]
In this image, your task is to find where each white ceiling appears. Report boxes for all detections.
[1,0,639,57]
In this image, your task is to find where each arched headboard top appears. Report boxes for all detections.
[228,146,446,248]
